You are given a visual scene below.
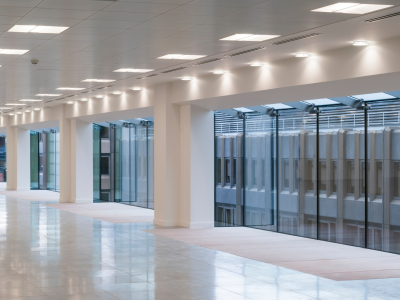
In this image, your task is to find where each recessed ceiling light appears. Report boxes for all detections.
[95,95,104,98]
[6,103,26,106]
[312,3,392,14]
[81,79,115,83]
[19,99,42,102]
[80,98,88,102]
[352,40,369,46]
[8,113,14,116]
[112,91,122,95]
[67,101,74,104]
[295,53,310,58]
[132,87,142,91]
[57,87,85,90]
[8,25,69,34]
[212,70,227,75]
[0,49,29,55]
[34,108,41,111]
[181,77,193,81]
[220,34,280,41]
[25,110,31,113]
[250,62,265,67]
[158,54,206,60]
[36,94,62,97]
[16,112,22,115]
[114,69,154,73]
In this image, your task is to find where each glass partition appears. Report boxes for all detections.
[30,132,39,189]
[0,136,6,182]
[93,125,101,201]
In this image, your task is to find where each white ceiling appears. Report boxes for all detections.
[1,0,400,112]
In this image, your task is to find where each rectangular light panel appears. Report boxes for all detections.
[312,3,392,14]
[221,34,280,41]
[56,87,85,90]
[8,25,69,34]
[81,79,115,83]
[352,93,396,101]
[157,54,206,60]
[114,69,154,73]
[6,103,26,106]
[36,94,62,96]
[0,49,29,55]
[19,99,42,102]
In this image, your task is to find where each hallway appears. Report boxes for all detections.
[0,194,398,300]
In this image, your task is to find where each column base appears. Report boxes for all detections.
[153,218,180,227]
[6,187,30,191]
[179,221,214,229]
[59,198,93,203]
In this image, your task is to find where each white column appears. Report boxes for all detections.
[180,104,214,228]
[6,126,30,191]
[154,83,214,228]
[60,116,93,203]
[154,83,181,226]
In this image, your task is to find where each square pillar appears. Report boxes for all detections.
[60,117,93,203]
[154,83,214,228]
[6,126,30,191]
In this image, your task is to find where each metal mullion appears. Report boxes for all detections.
[316,111,320,240]
[365,108,369,248]
[276,114,279,233]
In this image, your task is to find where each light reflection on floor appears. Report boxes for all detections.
[0,195,399,299]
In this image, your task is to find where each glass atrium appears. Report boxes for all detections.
[215,91,400,255]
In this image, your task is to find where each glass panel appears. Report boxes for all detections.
[46,132,56,191]
[30,132,39,189]
[121,126,130,204]
[93,125,101,201]
[148,124,154,209]
[136,125,148,208]
[215,111,244,227]
[55,132,60,192]
[244,113,277,231]
[114,127,122,202]
[0,137,6,182]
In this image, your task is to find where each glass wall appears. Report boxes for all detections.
[93,121,154,209]
[0,136,6,182]
[30,130,60,192]
[215,94,400,255]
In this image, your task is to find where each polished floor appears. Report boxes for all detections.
[0,196,399,300]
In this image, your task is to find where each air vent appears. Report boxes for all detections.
[81,91,89,94]
[272,33,321,45]
[146,74,158,77]
[365,11,400,22]
[226,47,265,58]
[44,100,53,103]
[161,67,187,74]
[192,58,222,66]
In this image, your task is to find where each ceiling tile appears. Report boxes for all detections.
[38,0,113,10]
[24,8,98,19]
[16,17,84,27]
[88,11,158,22]
[166,5,242,16]
[0,6,32,17]
[104,2,179,14]
[75,20,142,29]
[0,0,42,7]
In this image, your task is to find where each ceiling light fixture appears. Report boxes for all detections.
[220,34,280,41]
[8,25,69,34]
[80,98,88,102]
[36,94,62,97]
[132,87,142,91]
[81,79,115,83]
[0,49,29,55]
[25,110,31,113]
[6,103,26,106]
[16,112,22,115]
[19,99,42,102]
[112,91,122,95]
[95,95,104,98]
[181,77,193,81]
[57,87,85,90]
[352,40,369,46]
[67,101,74,104]
[34,108,41,111]
[114,69,154,73]
[8,113,14,116]
[213,70,227,75]
[312,3,392,14]
[295,53,310,58]
[250,62,265,67]
[158,54,206,60]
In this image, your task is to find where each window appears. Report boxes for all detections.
[251,159,257,187]
[294,159,300,191]
[307,160,314,192]
[100,156,109,175]
[319,161,327,192]
[360,162,370,195]
[261,159,265,188]
[216,158,222,184]
[376,161,383,197]
[283,160,289,189]
[332,161,338,193]
[225,159,231,184]
[233,158,237,185]
[395,162,400,198]
[100,126,109,139]
[346,161,355,195]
